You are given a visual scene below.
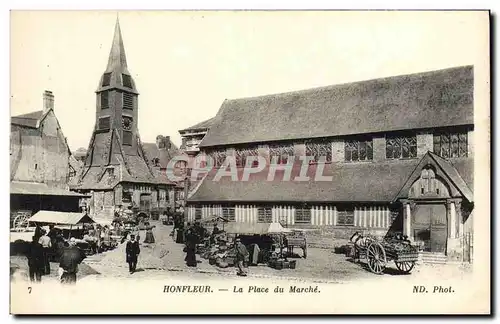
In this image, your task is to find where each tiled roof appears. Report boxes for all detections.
[11,110,44,128]
[188,155,473,203]
[179,117,215,133]
[200,66,474,147]
[188,160,418,203]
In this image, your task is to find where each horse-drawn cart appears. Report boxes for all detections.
[349,232,419,275]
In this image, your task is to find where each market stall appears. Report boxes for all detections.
[29,211,97,256]
[200,222,297,270]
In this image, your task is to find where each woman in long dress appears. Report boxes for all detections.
[184,228,198,267]
[144,226,155,244]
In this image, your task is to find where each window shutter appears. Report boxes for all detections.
[123,93,134,110]
[99,117,110,130]
[101,91,109,109]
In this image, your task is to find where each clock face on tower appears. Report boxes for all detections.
[122,116,133,130]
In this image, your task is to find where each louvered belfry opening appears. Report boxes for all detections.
[123,92,134,110]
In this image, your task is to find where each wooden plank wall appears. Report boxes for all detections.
[187,204,392,228]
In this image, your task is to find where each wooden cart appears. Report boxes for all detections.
[349,232,419,275]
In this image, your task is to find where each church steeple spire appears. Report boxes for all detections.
[106,16,128,73]
[96,16,137,94]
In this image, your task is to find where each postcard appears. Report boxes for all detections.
[9,10,490,315]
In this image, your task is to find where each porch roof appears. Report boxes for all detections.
[10,181,87,197]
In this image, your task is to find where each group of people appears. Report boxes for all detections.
[26,225,86,284]
[82,223,113,254]
[174,219,249,276]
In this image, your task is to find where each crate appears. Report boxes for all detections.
[269,260,296,270]
[268,259,285,270]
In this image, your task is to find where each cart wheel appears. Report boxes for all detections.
[13,214,29,231]
[366,242,386,275]
[395,261,415,274]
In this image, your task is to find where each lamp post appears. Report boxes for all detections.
[183,165,191,224]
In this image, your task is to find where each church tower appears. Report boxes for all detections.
[76,17,156,189]
[95,17,139,155]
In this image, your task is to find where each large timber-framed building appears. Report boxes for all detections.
[184,65,474,261]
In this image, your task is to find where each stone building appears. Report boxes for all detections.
[179,117,214,154]
[185,66,474,261]
[71,18,176,222]
[10,90,86,226]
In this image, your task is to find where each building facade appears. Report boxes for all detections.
[143,135,186,212]
[185,66,474,261]
[10,90,86,227]
[71,18,175,222]
[179,117,214,154]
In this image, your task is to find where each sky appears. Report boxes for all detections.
[10,10,488,151]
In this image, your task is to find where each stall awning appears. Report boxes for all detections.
[224,222,292,235]
[29,211,95,225]
[93,218,113,226]
[10,181,87,197]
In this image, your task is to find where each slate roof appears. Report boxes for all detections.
[11,110,45,128]
[187,156,473,203]
[200,66,474,147]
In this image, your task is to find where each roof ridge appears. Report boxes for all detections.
[428,152,474,201]
[223,65,474,103]
[11,110,44,119]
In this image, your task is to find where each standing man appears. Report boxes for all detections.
[235,237,249,277]
[26,235,44,283]
[126,234,140,274]
[38,230,52,275]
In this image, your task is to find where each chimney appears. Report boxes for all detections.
[43,90,54,113]
[164,136,171,150]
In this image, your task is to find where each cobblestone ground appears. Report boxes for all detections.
[81,221,472,282]
[11,221,473,284]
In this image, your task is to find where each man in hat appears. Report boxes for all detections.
[235,237,249,276]
[38,229,52,275]
[126,234,140,274]
[26,235,44,283]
